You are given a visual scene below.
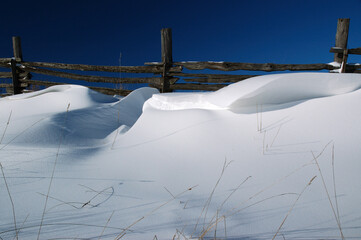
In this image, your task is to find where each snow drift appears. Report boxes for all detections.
[1,73,361,240]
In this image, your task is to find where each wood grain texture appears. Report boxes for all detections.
[170,83,227,91]
[174,62,334,71]
[21,61,182,73]
[334,18,350,63]
[21,65,164,84]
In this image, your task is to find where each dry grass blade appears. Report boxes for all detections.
[0,162,18,240]
[192,160,231,236]
[98,210,115,240]
[223,216,227,240]
[197,143,338,240]
[36,192,94,212]
[200,143,332,238]
[332,144,341,226]
[205,176,252,233]
[164,186,175,199]
[271,176,317,240]
[0,110,12,145]
[79,185,114,208]
[12,214,29,240]
[200,193,296,239]
[113,185,198,240]
[176,229,189,240]
[270,124,282,148]
[37,103,70,240]
[312,150,345,240]
[0,110,18,240]
[0,117,45,151]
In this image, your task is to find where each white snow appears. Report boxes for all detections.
[1,72,361,240]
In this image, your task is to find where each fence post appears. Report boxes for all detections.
[334,18,350,72]
[11,36,23,94]
[12,36,23,62]
[161,28,173,92]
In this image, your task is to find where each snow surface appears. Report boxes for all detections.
[1,72,361,239]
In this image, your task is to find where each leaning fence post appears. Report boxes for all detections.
[11,36,23,94]
[334,18,350,72]
[161,28,173,92]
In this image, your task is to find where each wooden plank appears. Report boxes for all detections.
[0,83,13,88]
[170,83,227,91]
[0,72,12,78]
[334,18,350,63]
[21,65,165,84]
[21,61,182,73]
[330,47,361,55]
[174,62,334,72]
[348,47,361,55]
[12,36,23,62]
[0,72,29,79]
[21,79,66,87]
[174,73,256,83]
[0,58,12,64]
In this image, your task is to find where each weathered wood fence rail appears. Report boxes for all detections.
[1,18,360,97]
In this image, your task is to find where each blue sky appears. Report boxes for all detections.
[1,0,361,89]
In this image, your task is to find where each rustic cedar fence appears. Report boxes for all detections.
[1,18,361,97]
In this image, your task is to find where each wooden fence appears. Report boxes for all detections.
[1,18,361,97]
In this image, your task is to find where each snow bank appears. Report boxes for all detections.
[145,73,361,113]
[0,85,158,147]
[1,73,361,240]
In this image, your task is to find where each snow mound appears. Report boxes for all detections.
[207,72,361,109]
[2,86,158,147]
[145,73,361,112]
[144,92,221,111]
